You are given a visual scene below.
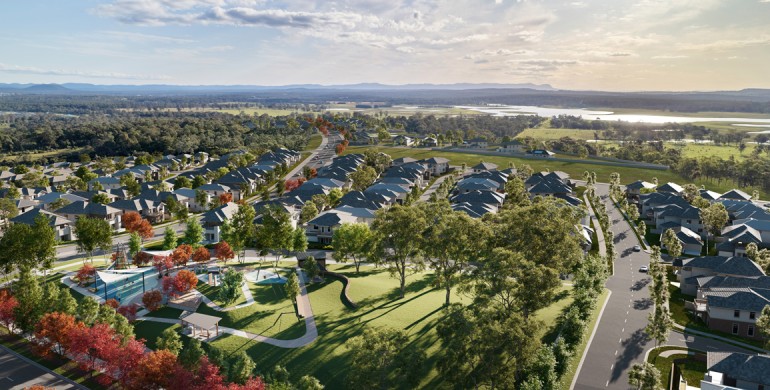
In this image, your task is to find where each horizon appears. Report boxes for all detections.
[2,1,770,92]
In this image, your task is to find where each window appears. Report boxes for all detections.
[751,312,756,320]
[734,310,741,318]
[748,326,755,337]
[733,323,739,335]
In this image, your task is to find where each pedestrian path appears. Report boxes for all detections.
[138,268,318,349]
[199,281,256,312]
[673,323,769,353]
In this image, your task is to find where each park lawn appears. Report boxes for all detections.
[209,264,575,389]
[147,306,185,319]
[517,127,598,141]
[648,349,707,389]
[675,142,756,161]
[195,271,305,340]
[134,322,183,350]
[304,134,322,151]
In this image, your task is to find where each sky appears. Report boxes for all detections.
[1,0,769,91]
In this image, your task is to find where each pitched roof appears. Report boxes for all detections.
[423,157,449,164]
[625,180,656,191]
[56,200,121,216]
[11,208,72,227]
[707,352,770,386]
[681,256,765,277]
[200,202,239,225]
[657,182,683,194]
[471,162,498,171]
[720,189,752,201]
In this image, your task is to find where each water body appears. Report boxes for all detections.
[455,105,770,125]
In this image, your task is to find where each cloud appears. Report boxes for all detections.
[652,55,689,59]
[682,36,770,51]
[0,63,170,80]
[101,31,195,43]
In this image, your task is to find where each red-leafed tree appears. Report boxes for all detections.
[284,179,302,192]
[133,251,154,267]
[117,303,139,322]
[75,264,96,286]
[0,290,18,331]
[136,219,154,240]
[142,290,162,312]
[218,193,233,205]
[101,336,146,388]
[69,322,115,379]
[228,377,267,390]
[171,244,193,267]
[335,143,346,155]
[34,312,79,357]
[174,270,198,294]
[127,349,180,390]
[154,255,173,276]
[122,211,142,232]
[162,276,177,300]
[104,299,119,309]
[215,241,235,265]
[192,246,211,264]
[308,167,317,178]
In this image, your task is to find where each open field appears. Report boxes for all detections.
[673,142,757,161]
[0,147,88,163]
[304,133,322,151]
[343,145,755,195]
[205,264,574,388]
[517,127,598,140]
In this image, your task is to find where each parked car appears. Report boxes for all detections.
[639,266,648,273]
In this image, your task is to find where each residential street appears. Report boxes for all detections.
[0,345,86,390]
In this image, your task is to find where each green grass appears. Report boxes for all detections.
[134,321,182,349]
[195,269,305,340]
[305,134,323,151]
[196,280,249,308]
[148,306,185,319]
[675,143,756,161]
[518,128,598,141]
[647,348,707,389]
[205,264,577,388]
[0,146,88,163]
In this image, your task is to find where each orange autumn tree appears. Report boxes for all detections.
[142,290,162,312]
[218,193,233,205]
[122,211,142,231]
[34,312,79,357]
[171,244,193,267]
[128,349,180,389]
[173,270,198,294]
[215,241,234,265]
[192,246,210,263]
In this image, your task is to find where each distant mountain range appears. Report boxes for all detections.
[0,82,556,94]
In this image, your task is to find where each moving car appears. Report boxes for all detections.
[639,265,648,272]
[633,245,641,252]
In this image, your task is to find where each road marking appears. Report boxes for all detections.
[606,380,609,387]
[615,350,618,356]
[627,311,629,315]
[625,318,627,323]
[610,364,614,370]
[621,328,624,333]
[619,338,622,343]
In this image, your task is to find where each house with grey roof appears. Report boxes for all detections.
[11,208,75,241]
[496,140,526,154]
[653,203,705,238]
[197,183,239,202]
[703,352,770,389]
[675,256,765,295]
[720,189,752,202]
[201,202,239,243]
[393,135,415,147]
[466,138,489,149]
[109,199,165,223]
[35,192,88,211]
[421,157,449,177]
[471,161,498,173]
[625,180,656,202]
[305,208,372,244]
[657,182,684,195]
[56,201,123,231]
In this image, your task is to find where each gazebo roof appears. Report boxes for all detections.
[181,312,222,330]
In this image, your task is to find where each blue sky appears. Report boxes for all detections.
[1,0,769,91]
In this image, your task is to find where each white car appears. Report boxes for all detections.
[633,245,641,252]
[639,266,648,273]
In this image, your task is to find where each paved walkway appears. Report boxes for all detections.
[583,193,607,257]
[672,324,768,354]
[138,268,318,349]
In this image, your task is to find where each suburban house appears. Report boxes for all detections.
[471,161,498,173]
[56,201,123,231]
[466,138,489,149]
[200,202,239,243]
[108,199,165,223]
[656,182,684,195]
[652,203,705,238]
[449,190,505,218]
[625,180,656,201]
[702,352,770,389]
[350,131,380,146]
[700,189,723,202]
[422,137,438,147]
[11,208,76,241]
[496,140,526,154]
[196,183,240,202]
[217,167,263,194]
[717,219,770,257]
[639,192,691,220]
[34,192,88,211]
[338,190,391,210]
[422,157,449,177]
[393,135,415,147]
[305,208,374,244]
[88,177,122,191]
[14,199,37,214]
[675,255,765,295]
[528,149,555,158]
[719,189,753,202]
[662,225,704,256]
[455,177,502,193]
[392,157,417,166]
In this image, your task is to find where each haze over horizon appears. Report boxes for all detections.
[2,0,769,92]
